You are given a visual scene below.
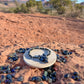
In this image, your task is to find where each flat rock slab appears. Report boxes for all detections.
[23,48,57,68]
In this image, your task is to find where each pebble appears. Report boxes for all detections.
[10,68,15,73]
[64,74,70,78]
[17,76,24,81]
[1,75,6,82]
[39,56,48,63]
[47,78,52,84]
[40,82,43,84]
[73,72,78,76]
[31,76,42,82]
[44,71,48,77]
[14,66,21,70]
[42,75,47,81]
[0,80,1,84]
[5,79,12,84]
[23,82,30,84]
[16,48,26,53]
[62,50,69,55]
[6,74,12,80]
[52,76,56,82]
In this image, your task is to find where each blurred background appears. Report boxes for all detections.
[0,0,84,18]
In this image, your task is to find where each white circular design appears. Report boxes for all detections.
[23,48,57,68]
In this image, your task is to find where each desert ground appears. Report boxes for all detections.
[0,12,84,84]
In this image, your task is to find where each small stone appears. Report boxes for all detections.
[5,79,11,84]
[23,82,30,84]
[1,75,6,82]
[51,71,56,77]
[6,74,12,80]
[60,57,67,63]
[10,69,15,73]
[8,59,13,62]
[12,57,18,61]
[47,78,52,84]
[39,56,48,63]
[54,49,58,52]
[69,52,72,55]
[73,72,78,76]
[42,75,47,81]
[40,82,43,84]
[31,76,42,82]
[14,66,21,70]
[51,77,56,82]
[44,71,48,77]
[1,66,6,70]
[11,73,16,77]
[26,48,29,50]
[64,74,70,78]
[47,69,52,73]
[17,76,24,81]
[16,48,26,53]
[62,50,69,55]
[71,76,76,80]
[56,54,60,59]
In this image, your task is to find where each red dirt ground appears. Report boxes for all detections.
[0,12,84,84]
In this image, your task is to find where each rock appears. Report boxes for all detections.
[42,75,47,81]
[47,78,52,84]
[10,68,15,73]
[44,71,48,77]
[40,82,43,84]
[1,75,6,82]
[62,50,69,55]
[14,66,21,70]
[64,74,70,78]
[31,76,42,82]
[23,82,30,84]
[51,76,56,82]
[73,72,78,76]
[5,79,12,84]
[17,76,24,82]
[6,74,12,80]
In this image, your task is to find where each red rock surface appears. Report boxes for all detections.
[0,12,84,84]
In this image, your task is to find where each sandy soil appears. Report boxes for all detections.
[0,12,84,84]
